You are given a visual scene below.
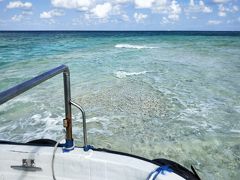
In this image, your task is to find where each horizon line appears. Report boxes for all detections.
[0,30,240,32]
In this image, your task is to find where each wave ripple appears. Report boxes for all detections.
[114,71,147,78]
[115,44,157,49]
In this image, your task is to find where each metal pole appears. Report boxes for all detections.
[63,69,73,142]
[70,100,87,147]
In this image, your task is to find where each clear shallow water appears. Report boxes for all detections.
[0,31,240,179]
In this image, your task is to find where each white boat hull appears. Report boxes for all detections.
[0,144,185,180]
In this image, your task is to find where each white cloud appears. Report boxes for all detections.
[7,1,32,9]
[143,0,181,23]
[134,12,148,23]
[11,10,32,22]
[189,0,194,7]
[51,0,92,10]
[135,0,182,23]
[134,0,155,8]
[152,0,168,13]
[161,16,170,24]
[22,11,32,15]
[213,0,229,4]
[218,4,226,17]
[40,9,64,19]
[232,6,238,12]
[208,20,222,25]
[134,0,177,15]
[228,5,239,13]
[186,15,197,20]
[168,0,181,21]
[199,0,212,13]
[218,11,226,17]
[44,19,56,25]
[115,0,132,4]
[91,3,112,19]
[186,0,212,14]
[217,4,239,17]
[11,14,23,21]
[85,1,131,22]
[121,14,130,21]
[111,4,122,15]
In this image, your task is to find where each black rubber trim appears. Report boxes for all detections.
[191,166,201,180]
[0,139,63,147]
[26,139,58,146]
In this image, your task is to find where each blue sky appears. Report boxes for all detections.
[0,0,239,30]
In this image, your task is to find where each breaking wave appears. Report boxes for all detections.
[114,71,147,78]
[115,44,157,49]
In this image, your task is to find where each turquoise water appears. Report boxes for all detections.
[0,31,240,179]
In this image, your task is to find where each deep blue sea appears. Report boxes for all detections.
[0,31,239,179]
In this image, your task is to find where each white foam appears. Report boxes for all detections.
[230,129,240,133]
[114,71,147,79]
[0,110,64,142]
[0,95,39,113]
[87,116,109,123]
[86,116,112,136]
[234,106,240,113]
[115,44,157,49]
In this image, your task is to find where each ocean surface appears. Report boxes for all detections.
[0,31,239,179]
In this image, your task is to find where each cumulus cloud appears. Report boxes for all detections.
[217,4,239,17]
[91,3,112,19]
[218,4,227,17]
[7,1,32,9]
[121,14,130,21]
[111,4,122,15]
[186,0,212,14]
[134,12,148,23]
[6,0,236,27]
[199,0,212,13]
[11,10,32,22]
[134,0,181,23]
[189,0,194,7]
[213,0,229,4]
[40,9,64,19]
[152,0,168,13]
[51,0,92,10]
[11,14,23,21]
[48,0,183,24]
[115,0,132,4]
[22,11,32,15]
[168,0,181,21]
[161,16,170,24]
[134,0,155,9]
[208,20,222,25]
[134,0,170,12]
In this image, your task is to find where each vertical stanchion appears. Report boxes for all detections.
[63,69,74,149]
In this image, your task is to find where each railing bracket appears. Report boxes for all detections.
[63,119,68,128]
